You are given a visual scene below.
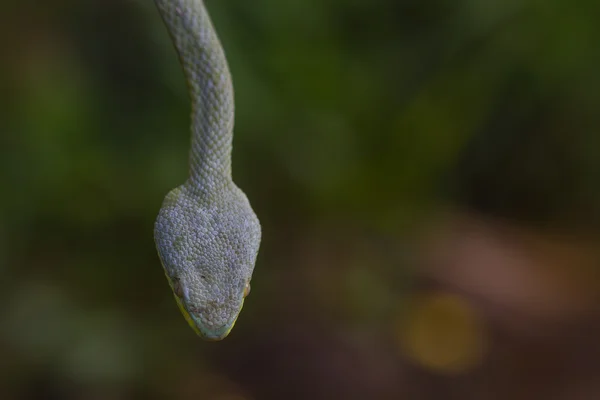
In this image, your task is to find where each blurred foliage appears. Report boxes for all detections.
[1,0,600,399]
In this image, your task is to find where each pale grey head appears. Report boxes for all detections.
[154,184,261,340]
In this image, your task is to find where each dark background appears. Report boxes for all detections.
[2,0,600,399]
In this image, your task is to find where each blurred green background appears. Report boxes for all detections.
[2,0,600,399]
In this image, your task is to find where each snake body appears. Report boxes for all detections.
[153,0,261,340]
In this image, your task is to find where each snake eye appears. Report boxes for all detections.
[172,278,184,298]
[243,282,251,298]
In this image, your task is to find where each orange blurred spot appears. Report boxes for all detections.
[397,291,487,374]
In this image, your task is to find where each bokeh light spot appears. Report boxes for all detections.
[397,291,487,374]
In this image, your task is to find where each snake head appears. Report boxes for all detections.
[154,185,261,340]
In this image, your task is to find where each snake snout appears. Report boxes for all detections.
[190,311,237,341]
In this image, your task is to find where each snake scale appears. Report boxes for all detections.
[153,0,261,340]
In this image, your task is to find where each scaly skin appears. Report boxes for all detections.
[153,0,261,340]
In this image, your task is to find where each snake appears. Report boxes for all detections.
[152,0,261,340]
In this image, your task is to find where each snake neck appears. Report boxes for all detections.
[155,0,235,187]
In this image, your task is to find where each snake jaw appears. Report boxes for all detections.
[167,266,248,340]
[190,299,244,341]
[170,277,242,340]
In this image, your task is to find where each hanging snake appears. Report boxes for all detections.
[152,0,261,340]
